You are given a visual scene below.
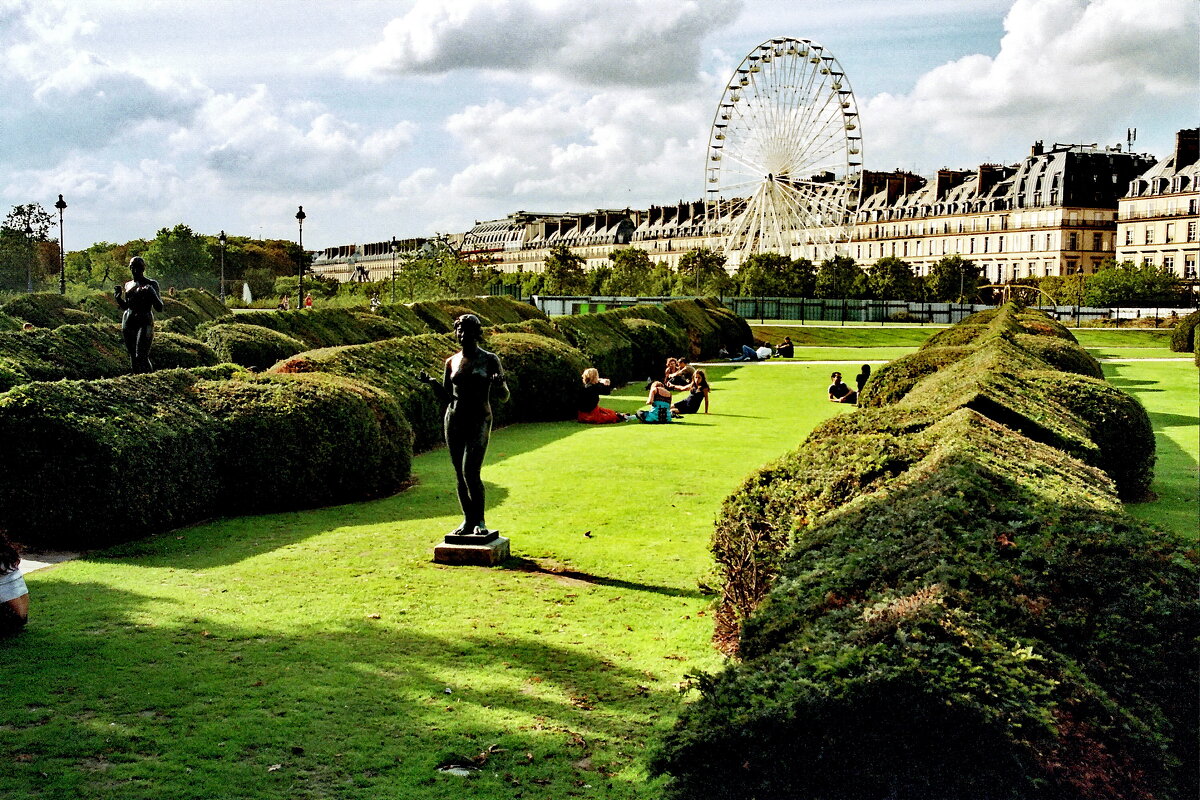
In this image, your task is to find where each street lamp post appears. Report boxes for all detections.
[218,230,227,302]
[295,206,306,311]
[23,224,33,293]
[390,236,398,304]
[54,194,67,294]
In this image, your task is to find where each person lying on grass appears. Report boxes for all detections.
[827,371,858,404]
[637,381,678,423]
[577,368,628,423]
[672,369,710,415]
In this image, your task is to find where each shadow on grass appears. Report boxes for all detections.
[1146,411,1200,429]
[1106,377,1162,388]
[93,418,607,570]
[0,581,675,797]
[504,557,707,599]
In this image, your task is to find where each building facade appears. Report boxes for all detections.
[312,134,1191,288]
[1115,129,1199,283]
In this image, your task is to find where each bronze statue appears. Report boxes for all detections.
[419,314,509,542]
[113,257,163,373]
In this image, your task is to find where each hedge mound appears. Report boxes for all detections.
[655,303,1193,799]
[1,293,95,328]
[0,369,411,549]
[0,323,219,392]
[1170,309,1200,353]
[272,330,588,453]
[201,323,305,371]
[198,308,418,351]
[0,311,20,332]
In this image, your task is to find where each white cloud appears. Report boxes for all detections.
[343,0,743,87]
[861,0,1199,171]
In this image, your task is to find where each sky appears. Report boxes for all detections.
[1,0,1196,252]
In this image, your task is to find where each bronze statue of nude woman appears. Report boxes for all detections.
[113,256,164,373]
[419,314,509,543]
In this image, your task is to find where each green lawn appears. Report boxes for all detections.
[3,365,852,800]
[752,324,937,348]
[5,343,1194,800]
[1105,360,1200,540]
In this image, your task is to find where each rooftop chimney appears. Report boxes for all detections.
[1031,140,1044,157]
[1175,129,1199,168]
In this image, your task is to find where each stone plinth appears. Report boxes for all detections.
[434,536,510,566]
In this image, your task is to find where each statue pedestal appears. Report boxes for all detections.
[434,536,510,566]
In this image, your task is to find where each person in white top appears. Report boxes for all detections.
[0,533,29,636]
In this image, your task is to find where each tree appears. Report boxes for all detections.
[604,247,654,295]
[866,256,921,300]
[926,255,982,302]
[0,203,57,292]
[3,203,54,242]
[144,224,215,291]
[676,248,732,296]
[735,252,815,297]
[542,244,588,295]
[814,255,867,299]
[1082,259,1183,307]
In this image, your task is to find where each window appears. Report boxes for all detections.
[1143,256,1154,267]
[1145,227,1154,245]
[1029,234,1036,251]
[1163,256,1175,273]
[969,238,975,254]
[1068,232,1079,250]
[1185,255,1197,278]
[1045,234,1052,250]
[998,237,1004,253]
[1166,223,1175,243]
[902,241,909,256]
[1189,221,1198,242]
[1092,233,1103,251]
[1125,228,1134,245]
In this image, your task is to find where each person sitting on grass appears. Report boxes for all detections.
[637,381,677,423]
[0,533,29,637]
[828,371,857,404]
[577,368,627,423]
[856,363,872,395]
[666,359,694,389]
[672,369,710,415]
[776,336,794,358]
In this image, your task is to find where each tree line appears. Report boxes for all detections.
[0,201,1190,307]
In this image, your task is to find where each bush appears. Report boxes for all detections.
[272,333,458,453]
[1170,309,1200,353]
[620,318,687,381]
[0,293,96,328]
[1012,334,1103,378]
[198,307,416,350]
[157,289,228,335]
[0,369,411,549]
[0,311,20,332]
[857,346,974,407]
[660,303,1194,799]
[201,323,305,370]
[0,323,218,392]
[659,409,1196,800]
[553,312,639,383]
[77,291,123,323]
[272,330,588,452]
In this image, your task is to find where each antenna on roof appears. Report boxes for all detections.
[1127,127,1137,151]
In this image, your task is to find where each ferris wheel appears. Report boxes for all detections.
[704,37,863,266]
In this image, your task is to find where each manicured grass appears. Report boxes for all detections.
[1090,348,1184,360]
[759,347,918,363]
[1070,329,1174,348]
[1105,359,1200,541]
[3,364,851,800]
[752,324,936,347]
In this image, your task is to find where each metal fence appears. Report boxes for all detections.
[531,295,1195,326]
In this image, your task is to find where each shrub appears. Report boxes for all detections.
[857,346,974,407]
[659,409,1195,800]
[553,312,638,383]
[1012,334,1103,378]
[0,293,96,328]
[620,318,687,381]
[489,317,568,342]
[0,369,411,549]
[663,302,1194,799]
[198,307,415,350]
[408,300,457,332]
[77,291,123,323]
[487,332,590,425]
[272,333,457,453]
[660,299,724,358]
[0,323,218,392]
[377,302,437,335]
[157,289,228,335]
[272,330,588,452]
[0,311,20,332]
[201,323,305,370]
[448,296,545,325]
[1170,309,1200,353]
